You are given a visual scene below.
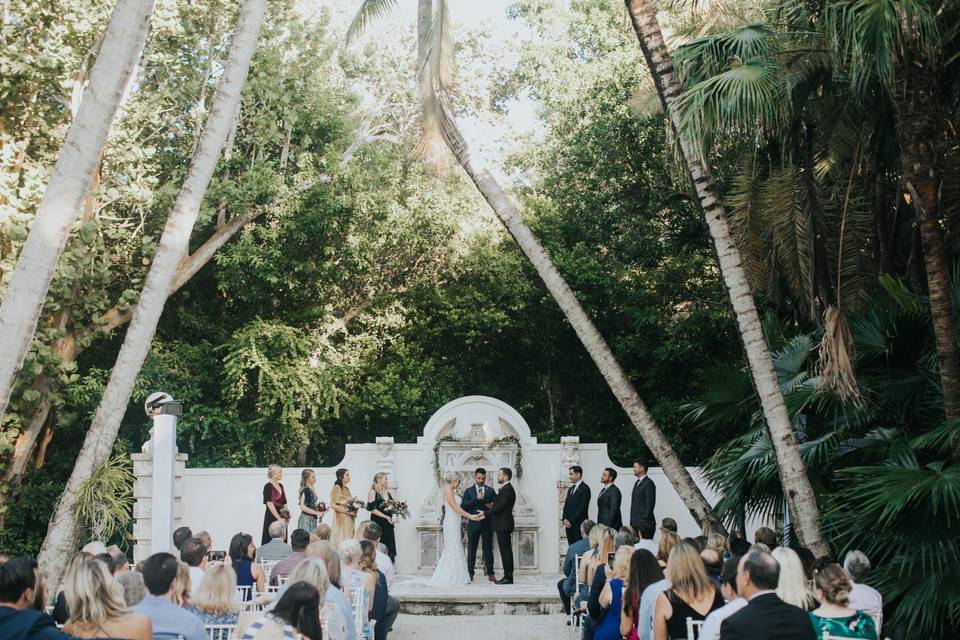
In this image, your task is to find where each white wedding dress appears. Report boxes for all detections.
[426,492,471,587]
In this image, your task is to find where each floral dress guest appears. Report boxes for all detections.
[366,472,397,561]
[188,563,239,636]
[262,464,288,546]
[809,563,878,639]
[298,469,324,532]
[331,468,356,550]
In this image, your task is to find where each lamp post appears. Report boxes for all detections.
[144,392,183,555]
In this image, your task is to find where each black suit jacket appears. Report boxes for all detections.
[486,482,516,532]
[562,482,591,528]
[461,483,496,531]
[596,483,622,530]
[720,593,816,640]
[629,475,656,527]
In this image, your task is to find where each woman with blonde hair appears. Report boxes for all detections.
[330,468,355,550]
[62,559,151,640]
[262,464,288,545]
[366,472,397,561]
[188,562,239,626]
[772,547,817,611]
[595,547,634,640]
[653,544,723,639]
[298,469,325,533]
[340,539,375,639]
[52,550,93,624]
[287,558,348,640]
[173,561,191,607]
[809,563,878,639]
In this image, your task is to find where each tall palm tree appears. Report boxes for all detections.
[0,0,156,426]
[37,0,269,590]
[624,0,828,554]
[346,0,724,531]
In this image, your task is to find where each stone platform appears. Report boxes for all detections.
[391,574,562,615]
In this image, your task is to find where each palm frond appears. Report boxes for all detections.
[417,0,454,167]
[344,0,400,47]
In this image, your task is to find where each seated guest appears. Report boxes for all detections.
[313,523,332,542]
[726,532,751,558]
[173,526,193,551]
[341,539,375,639]
[270,529,310,585]
[808,563,878,639]
[360,539,399,640]
[701,548,723,589]
[583,533,615,640]
[595,547,633,640]
[700,556,746,640]
[843,551,882,634]
[282,558,348,640]
[637,532,679,640]
[306,540,355,640]
[634,521,657,555]
[361,522,396,588]
[256,521,292,563]
[773,547,817,610]
[615,530,638,549]
[705,533,726,555]
[620,549,663,640]
[559,519,594,617]
[52,551,92,624]
[106,546,130,575]
[0,557,74,640]
[660,518,678,535]
[131,552,206,640]
[796,547,817,583]
[62,559,151,640]
[719,551,815,640]
[94,553,116,575]
[173,560,191,607]
[118,571,147,607]
[180,537,209,589]
[236,582,323,640]
[230,532,266,597]
[188,562,239,627]
[753,527,777,550]
[653,543,723,639]
[575,524,608,610]
[694,536,708,552]
[196,531,214,555]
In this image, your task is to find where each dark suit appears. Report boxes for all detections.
[720,592,816,640]
[371,569,399,640]
[486,482,516,578]
[596,483,622,530]
[461,482,496,578]
[562,482,591,545]
[629,475,656,530]
[557,537,590,615]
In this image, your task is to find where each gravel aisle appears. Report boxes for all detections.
[390,613,569,639]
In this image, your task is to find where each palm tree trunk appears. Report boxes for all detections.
[0,0,156,425]
[37,0,268,590]
[435,102,722,532]
[624,0,827,554]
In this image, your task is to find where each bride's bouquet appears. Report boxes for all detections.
[383,499,410,520]
[345,497,366,515]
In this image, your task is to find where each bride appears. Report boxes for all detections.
[427,471,485,587]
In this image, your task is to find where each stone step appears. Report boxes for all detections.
[391,575,562,616]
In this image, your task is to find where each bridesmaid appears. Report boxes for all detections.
[261,464,288,545]
[298,469,325,532]
[366,472,397,562]
[330,468,356,549]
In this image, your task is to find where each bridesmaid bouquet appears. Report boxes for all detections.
[315,501,329,513]
[345,497,366,515]
[383,499,410,520]
[279,505,291,521]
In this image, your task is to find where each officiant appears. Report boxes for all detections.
[461,467,497,582]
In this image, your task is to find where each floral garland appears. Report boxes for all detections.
[431,434,524,484]
[432,435,460,485]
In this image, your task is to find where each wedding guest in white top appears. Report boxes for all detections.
[844,550,883,634]
[179,537,208,590]
[700,556,747,640]
[634,521,658,556]
[360,522,395,587]
[637,531,681,640]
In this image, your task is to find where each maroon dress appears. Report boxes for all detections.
[261,482,287,545]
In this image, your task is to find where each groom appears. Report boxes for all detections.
[486,467,517,585]
[461,467,496,582]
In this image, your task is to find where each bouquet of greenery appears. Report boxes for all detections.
[279,505,291,521]
[383,499,410,520]
[346,497,366,515]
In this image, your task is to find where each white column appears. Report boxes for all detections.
[150,414,177,555]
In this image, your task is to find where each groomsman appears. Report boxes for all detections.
[596,467,622,530]
[487,467,517,585]
[562,466,591,545]
[461,467,496,582]
[629,459,656,532]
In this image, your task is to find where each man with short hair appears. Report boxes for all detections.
[256,520,292,562]
[305,541,355,640]
[634,520,657,555]
[558,519,594,617]
[461,467,497,582]
[844,550,882,633]
[719,551,815,640]
[0,557,72,640]
[132,552,206,640]
[486,467,517,584]
[596,467,622,530]
[172,526,193,551]
[270,529,310,584]
[700,555,747,640]
[180,537,208,588]
[562,466,591,545]
[361,522,395,587]
[630,460,656,533]
[753,526,778,549]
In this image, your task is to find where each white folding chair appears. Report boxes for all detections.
[685,617,704,639]
[239,600,265,613]
[205,624,236,640]
[352,586,366,640]
[569,554,583,631]
[234,585,251,602]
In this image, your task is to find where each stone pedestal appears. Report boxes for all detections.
[132,450,188,563]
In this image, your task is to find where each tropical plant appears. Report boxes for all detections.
[75,455,135,544]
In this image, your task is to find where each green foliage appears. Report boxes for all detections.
[75,455,135,544]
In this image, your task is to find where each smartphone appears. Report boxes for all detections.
[208,550,226,562]
[607,552,616,567]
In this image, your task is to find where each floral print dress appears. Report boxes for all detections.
[809,610,878,639]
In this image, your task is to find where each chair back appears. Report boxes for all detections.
[573,554,584,590]
[352,584,366,637]
[205,624,236,640]
[240,601,266,613]
[685,617,704,639]
[234,585,252,602]
[154,634,186,640]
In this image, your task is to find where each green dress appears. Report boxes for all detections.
[809,610,878,639]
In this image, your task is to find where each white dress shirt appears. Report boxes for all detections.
[849,582,883,633]
[634,539,658,555]
[699,597,748,640]
[376,547,395,587]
